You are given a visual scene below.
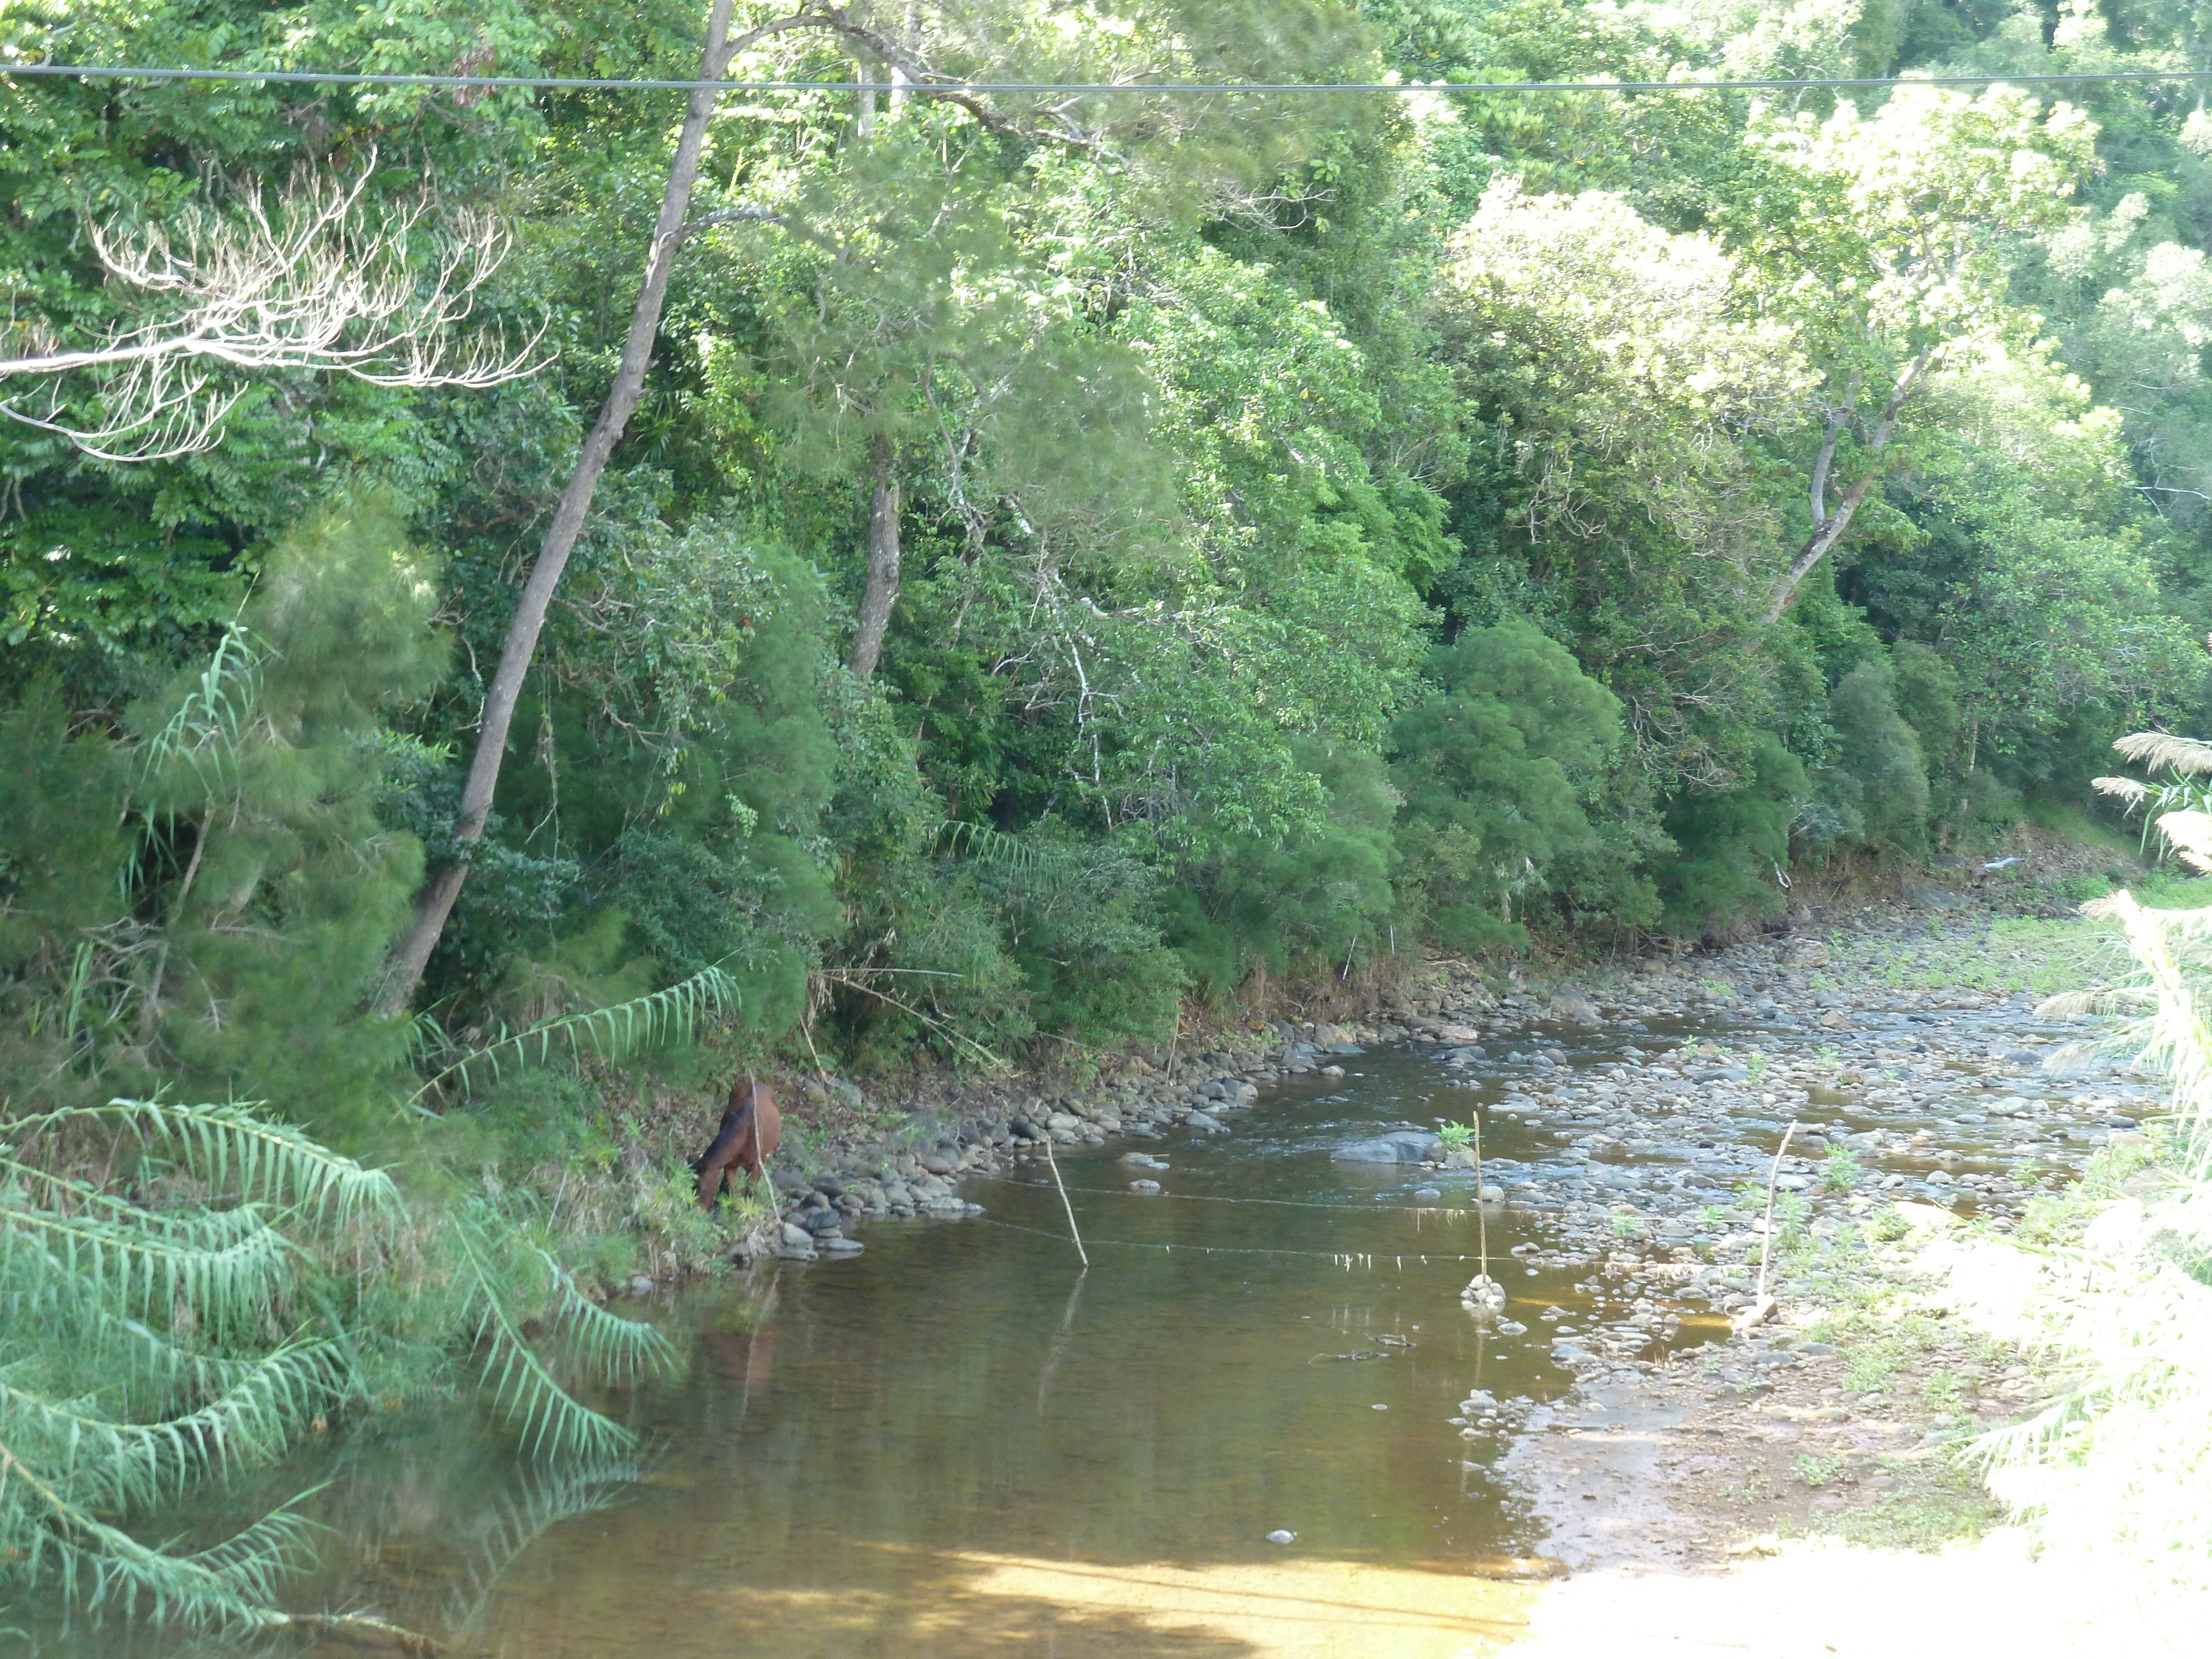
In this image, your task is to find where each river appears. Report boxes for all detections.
[44,929,2145,1659]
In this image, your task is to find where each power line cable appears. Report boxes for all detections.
[8,62,2212,96]
[972,1212,1500,1264]
[975,1171,1507,1215]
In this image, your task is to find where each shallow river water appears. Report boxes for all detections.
[45,968,2151,1659]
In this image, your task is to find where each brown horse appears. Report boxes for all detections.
[692,1078,782,1208]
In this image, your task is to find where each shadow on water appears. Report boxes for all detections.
[38,1050,1631,1658]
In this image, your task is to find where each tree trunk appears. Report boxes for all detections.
[375,0,742,1016]
[848,457,902,682]
[1759,472,1877,625]
[1759,346,1938,627]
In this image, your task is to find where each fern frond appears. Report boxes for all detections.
[416,964,741,1104]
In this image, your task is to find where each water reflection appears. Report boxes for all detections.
[43,1048,1611,1658]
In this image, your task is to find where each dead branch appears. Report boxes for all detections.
[1,155,544,461]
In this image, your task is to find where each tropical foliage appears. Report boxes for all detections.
[13,0,2212,1624]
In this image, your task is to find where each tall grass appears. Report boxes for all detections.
[1974,757,2212,1597]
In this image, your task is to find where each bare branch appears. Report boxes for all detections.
[1761,345,1940,624]
[1,156,545,461]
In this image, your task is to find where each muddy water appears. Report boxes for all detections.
[46,993,2141,1658]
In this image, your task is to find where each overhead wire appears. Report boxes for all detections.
[974,1171,1508,1215]
[7,62,2212,96]
[972,1212,1500,1264]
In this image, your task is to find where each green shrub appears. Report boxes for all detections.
[1660,734,1808,929]
[1391,619,1623,950]
[1815,658,1931,854]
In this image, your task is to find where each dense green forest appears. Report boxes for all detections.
[9,0,2212,1623]
[8,0,2210,1121]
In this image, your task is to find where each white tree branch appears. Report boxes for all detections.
[0,156,545,462]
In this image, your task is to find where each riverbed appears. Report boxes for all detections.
[45,905,2161,1658]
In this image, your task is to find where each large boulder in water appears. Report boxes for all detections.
[1332,1131,1443,1164]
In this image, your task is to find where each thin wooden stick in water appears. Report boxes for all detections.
[1041,1134,1090,1268]
[1733,1119,1801,1335]
[1473,1110,1489,1282]
[1754,1120,1799,1304]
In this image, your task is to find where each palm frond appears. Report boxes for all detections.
[455,1220,638,1462]
[934,820,1077,877]
[440,1454,641,1637]
[0,1198,293,1332]
[415,964,742,1104]
[0,1343,344,1511]
[8,1099,401,1223]
[133,624,263,798]
[0,1441,306,1630]
[536,1246,675,1382]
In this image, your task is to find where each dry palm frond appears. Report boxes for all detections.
[2112,731,2212,776]
[2036,989,2156,1018]
[2157,811,2212,872]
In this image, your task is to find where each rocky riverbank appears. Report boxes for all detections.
[738,959,1512,1261]
[746,880,2163,1582]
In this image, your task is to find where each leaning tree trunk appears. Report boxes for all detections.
[848,448,901,682]
[375,0,744,1016]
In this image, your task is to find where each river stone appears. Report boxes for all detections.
[1186,1109,1228,1133]
[1333,1131,1443,1164]
[1905,877,1964,910]
[626,1275,655,1295]
[1550,990,1601,1024]
[1266,1530,1296,1545]
[1129,1178,1162,1193]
